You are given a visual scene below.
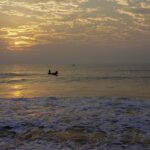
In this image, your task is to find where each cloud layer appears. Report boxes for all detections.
[0,0,150,63]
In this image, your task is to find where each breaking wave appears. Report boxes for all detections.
[0,97,150,150]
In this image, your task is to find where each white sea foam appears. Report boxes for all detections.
[0,97,150,150]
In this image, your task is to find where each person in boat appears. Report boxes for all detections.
[54,71,58,76]
[48,69,51,74]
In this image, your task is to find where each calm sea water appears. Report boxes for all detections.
[0,64,150,98]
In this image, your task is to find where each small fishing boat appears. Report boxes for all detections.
[48,69,58,76]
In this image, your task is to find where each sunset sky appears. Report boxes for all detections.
[0,0,150,64]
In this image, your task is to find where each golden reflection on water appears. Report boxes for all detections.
[9,83,45,98]
[13,90,23,98]
[11,84,24,98]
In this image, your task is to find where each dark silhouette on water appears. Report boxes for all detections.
[48,69,58,76]
[48,69,51,74]
[72,64,76,67]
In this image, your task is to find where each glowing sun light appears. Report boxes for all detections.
[15,42,20,45]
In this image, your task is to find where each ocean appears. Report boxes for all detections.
[0,64,150,98]
[0,64,150,149]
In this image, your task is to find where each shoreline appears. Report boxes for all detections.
[0,95,150,101]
